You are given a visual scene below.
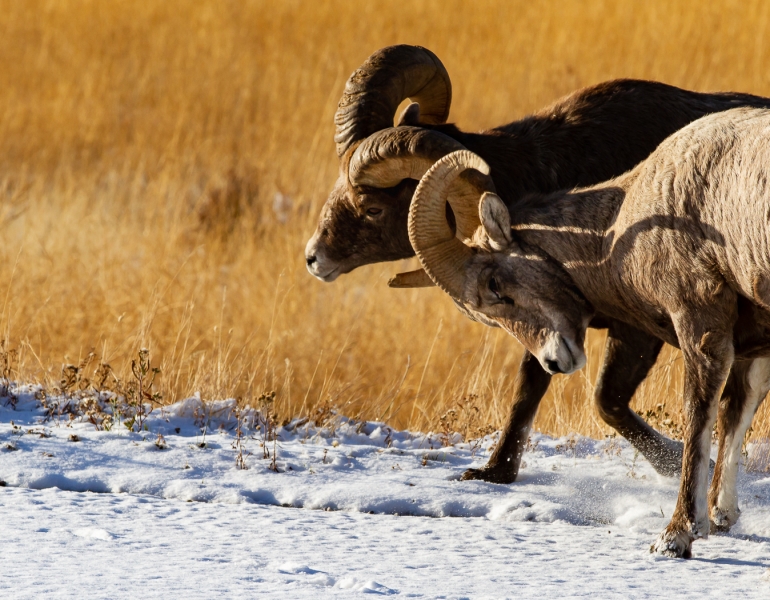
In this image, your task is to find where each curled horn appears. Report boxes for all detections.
[349,127,466,188]
[334,45,452,158]
[348,127,468,293]
[408,150,496,301]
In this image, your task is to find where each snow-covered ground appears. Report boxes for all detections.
[1,386,770,598]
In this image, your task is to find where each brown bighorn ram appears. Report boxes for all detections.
[305,44,770,483]
[407,108,770,557]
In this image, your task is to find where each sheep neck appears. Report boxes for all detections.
[509,177,630,272]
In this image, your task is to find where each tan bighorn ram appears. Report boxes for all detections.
[407,107,770,558]
[305,44,770,484]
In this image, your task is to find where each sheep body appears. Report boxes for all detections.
[408,107,770,557]
[306,45,770,485]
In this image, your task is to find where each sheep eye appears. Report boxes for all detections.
[488,277,514,306]
[366,207,383,216]
[488,277,501,298]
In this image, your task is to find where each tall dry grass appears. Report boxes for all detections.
[0,0,769,442]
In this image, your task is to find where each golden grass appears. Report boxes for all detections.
[0,0,769,441]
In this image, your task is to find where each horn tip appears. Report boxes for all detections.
[387,271,436,288]
[387,275,411,288]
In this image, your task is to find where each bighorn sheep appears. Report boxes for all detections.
[305,44,770,483]
[407,107,770,557]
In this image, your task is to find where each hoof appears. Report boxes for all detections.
[710,506,740,534]
[461,463,517,484]
[650,528,694,559]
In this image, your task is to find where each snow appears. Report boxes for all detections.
[1,386,770,598]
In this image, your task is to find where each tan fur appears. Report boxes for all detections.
[424,108,770,557]
[309,44,770,488]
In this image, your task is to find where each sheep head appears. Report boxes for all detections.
[306,45,466,282]
[409,150,594,375]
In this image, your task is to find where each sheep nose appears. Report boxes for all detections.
[306,254,317,266]
[545,359,562,374]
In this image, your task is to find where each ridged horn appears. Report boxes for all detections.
[408,150,495,301]
[349,127,465,188]
[334,45,452,157]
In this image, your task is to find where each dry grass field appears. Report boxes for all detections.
[1,0,769,447]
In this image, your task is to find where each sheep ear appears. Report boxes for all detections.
[479,192,511,249]
[397,102,421,126]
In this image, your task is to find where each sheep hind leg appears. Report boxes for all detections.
[709,357,770,533]
[593,322,685,476]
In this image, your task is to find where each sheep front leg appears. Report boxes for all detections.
[462,351,550,483]
[651,323,733,559]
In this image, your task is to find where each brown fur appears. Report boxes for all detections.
[448,108,770,557]
[307,79,770,278]
[308,69,770,485]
